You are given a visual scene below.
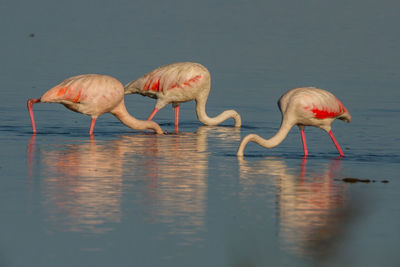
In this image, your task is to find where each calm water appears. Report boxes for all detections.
[1,0,400,266]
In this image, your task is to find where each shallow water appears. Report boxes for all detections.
[1,0,400,266]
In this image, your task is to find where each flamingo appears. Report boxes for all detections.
[124,62,242,132]
[27,74,164,135]
[237,87,351,157]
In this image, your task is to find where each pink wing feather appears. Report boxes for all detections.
[279,87,348,119]
[125,62,206,96]
[301,89,347,119]
[41,76,87,103]
[308,100,347,119]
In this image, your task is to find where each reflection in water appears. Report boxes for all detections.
[37,139,125,234]
[116,126,240,244]
[27,134,36,189]
[116,131,209,244]
[239,157,354,259]
[27,127,239,241]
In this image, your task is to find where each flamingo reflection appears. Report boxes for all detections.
[238,157,354,258]
[116,131,209,239]
[37,138,125,234]
[27,126,240,240]
[115,126,240,243]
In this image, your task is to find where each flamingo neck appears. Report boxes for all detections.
[237,118,293,156]
[195,97,241,127]
[111,102,163,134]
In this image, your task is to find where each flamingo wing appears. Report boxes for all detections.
[280,87,348,119]
[125,62,207,96]
[41,75,90,104]
[300,89,347,119]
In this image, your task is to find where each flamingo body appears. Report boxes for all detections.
[237,87,351,157]
[27,74,163,135]
[124,62,241,131]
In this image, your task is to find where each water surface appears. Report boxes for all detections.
[1,0,400,266]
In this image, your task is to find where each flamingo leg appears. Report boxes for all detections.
[174,105,180,132]
[27,99,40,133]
[147,108,159,121]
[328,130,344,157]
[89,117,97,135]
[300,129,308,157]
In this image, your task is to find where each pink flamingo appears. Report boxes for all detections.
[124,62,241,132]
[27,74,164,135]
[237,87,351,157]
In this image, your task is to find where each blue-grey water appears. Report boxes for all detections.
[1,0,400,266]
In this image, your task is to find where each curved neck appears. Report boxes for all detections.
[195,97,241,127]
[237,118,293,156]
[111,102,163,134]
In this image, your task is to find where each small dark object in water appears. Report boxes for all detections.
[341,177,389,184]
[342,178,371,183]
[29,33,35,37]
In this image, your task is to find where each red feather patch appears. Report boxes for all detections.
[150,78,160,92]
[311,108,341,119]
[56,87,67,96]
[168,75,202,90]
[307,101,346,119]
